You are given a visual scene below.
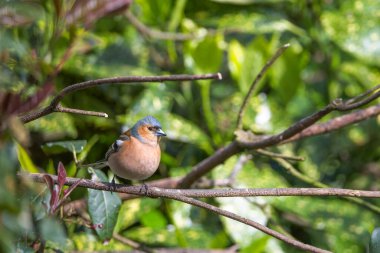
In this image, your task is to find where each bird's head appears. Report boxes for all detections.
[131,115,166,143]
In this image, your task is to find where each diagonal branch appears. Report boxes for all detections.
[179,86,380,188]
[284,104,380,143]
[19,73,222,124]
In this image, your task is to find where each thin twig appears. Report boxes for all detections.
[113,233,153,253]
[114,231,238,253]
[254,149,304,161]
[236,43,290,129]
[20,172,333,253]
[55,104,109,118]
[19,73,222,123]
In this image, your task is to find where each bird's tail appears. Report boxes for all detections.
[79,160,108,170]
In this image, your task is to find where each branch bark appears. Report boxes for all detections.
[19,73,222,124]
[236,43,290,129]
[20,172,336,253]
[179,86,380,188]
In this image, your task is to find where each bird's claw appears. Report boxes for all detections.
[109,176,116,193]
[139,183,149,196]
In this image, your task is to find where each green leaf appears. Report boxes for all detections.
[78,135,99,161]
[217,196,268,247]
[228,36,271,94]
[17,143,39,173]
[87,169,121,241]
[140,209,167,229]
[114,199,141,233]
[39,217,68,250]
[26,112,77,138]
[269,41,306,105]
[41,140,87,155]
[370,228,380,253]
[191,34,224,73]
[228,40,245,84]
[241,235,270,253]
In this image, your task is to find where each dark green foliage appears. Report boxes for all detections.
[1,0,379,252]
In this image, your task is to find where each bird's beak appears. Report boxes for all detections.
[155,128,166,137]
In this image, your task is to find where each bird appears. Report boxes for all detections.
[82,115,166,182]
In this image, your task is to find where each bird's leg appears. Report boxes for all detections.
[110,176,116,193]
[139,181,149,196]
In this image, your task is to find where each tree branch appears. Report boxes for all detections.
[179,85,380,188]
[236,43,290,129]
[19,73,222,124]
[20,172,338,253]
[275,157,380,214]
[284,104,380,143]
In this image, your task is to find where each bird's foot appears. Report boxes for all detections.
[109,176,116,193]
[139,182,149,196]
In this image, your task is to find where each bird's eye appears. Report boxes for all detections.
[148,127,153,131]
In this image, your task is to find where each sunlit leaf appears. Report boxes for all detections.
[42,140,87,155]
[269,41,307,105]
[191,34,224,73]
[140,209,167,229]
[16,143,39,173]
[26,112,77,138]
[65,0,132,27]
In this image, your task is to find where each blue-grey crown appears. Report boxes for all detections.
[138,115,162,128]
[131,115,162,140]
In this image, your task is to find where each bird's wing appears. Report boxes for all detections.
[105,129,131,160]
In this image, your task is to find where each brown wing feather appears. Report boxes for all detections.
[105,129,131,160]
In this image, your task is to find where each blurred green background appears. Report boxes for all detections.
[1,0,380,252]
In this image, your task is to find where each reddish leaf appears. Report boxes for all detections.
[43,174,56,209]
[57,162,67,194]
[43,174,54,193]
[65,0,132,27]
[4,92,22,115]
[51,185,59,213]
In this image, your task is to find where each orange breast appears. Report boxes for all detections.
[107,136,161,180]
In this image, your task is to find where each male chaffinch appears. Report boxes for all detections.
[84,116,166,181]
